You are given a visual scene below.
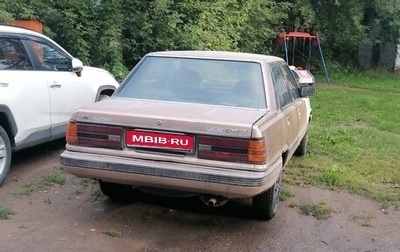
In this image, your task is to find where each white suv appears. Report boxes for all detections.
[0,24,119,185]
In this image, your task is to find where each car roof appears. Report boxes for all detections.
[147,51,285,64]
[0,24,47,38]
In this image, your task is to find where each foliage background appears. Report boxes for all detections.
[0,0,399,79]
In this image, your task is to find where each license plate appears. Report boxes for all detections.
[126,130,194,151]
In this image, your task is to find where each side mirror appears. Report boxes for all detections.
[71,58,83,77]
[299,85,316,97]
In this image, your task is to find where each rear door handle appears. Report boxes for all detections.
[50,82,62,89]
[0,82,9,87]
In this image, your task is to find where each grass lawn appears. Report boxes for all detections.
[285,72,400,208]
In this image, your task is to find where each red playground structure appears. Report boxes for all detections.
[275,30,331,85]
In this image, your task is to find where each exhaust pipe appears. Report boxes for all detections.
[199,195,228,207]
[207,198,218,207]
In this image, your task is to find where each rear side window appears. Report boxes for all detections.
[281,65,300,100]
[0,38,33,70]
[271,65,292,109]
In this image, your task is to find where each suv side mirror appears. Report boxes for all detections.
[299,85,316,97]
[72,58,83,77]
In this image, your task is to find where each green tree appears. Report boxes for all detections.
[236,0,290,54]
[92,0,128,80]
[1,0,398,73]
[281,0,400,68]
[34,0,98,65]
[0,1,13,22]
[118,0,185,68]
[176,0,241,51]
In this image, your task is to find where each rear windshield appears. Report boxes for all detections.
[115,56,267,109]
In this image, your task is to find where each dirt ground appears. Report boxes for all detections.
[0,140,399,252]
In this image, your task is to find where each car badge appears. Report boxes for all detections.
[157,120,162,126]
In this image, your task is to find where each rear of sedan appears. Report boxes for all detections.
[60,51,284,219]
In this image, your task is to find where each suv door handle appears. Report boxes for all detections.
[0,82,9,87]
[50,83,62,89]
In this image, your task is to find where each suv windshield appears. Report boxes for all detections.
[116,56,267,109]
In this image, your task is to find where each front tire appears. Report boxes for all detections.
[99,180,133,200]
[0,126,12,186]
[294,130,308,156]
[253,172,282,220]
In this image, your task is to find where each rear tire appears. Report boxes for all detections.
[253,172,282,220]
[0,126,12,186]
[99,180,133,200]
[294,130,308,156]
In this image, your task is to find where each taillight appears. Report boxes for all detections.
[66,122,122,149]
[198,136,266,164]
[66,122,78,144]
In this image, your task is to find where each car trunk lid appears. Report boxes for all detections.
[74,98,267,139]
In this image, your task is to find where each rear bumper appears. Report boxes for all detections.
[60,150,282,198]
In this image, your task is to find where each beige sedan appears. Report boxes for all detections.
[60,51,315,220]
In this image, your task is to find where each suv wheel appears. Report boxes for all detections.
[99,180,133,200]
[253,172,282,220]
[294,130,308,156]
[0,126,12,186]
